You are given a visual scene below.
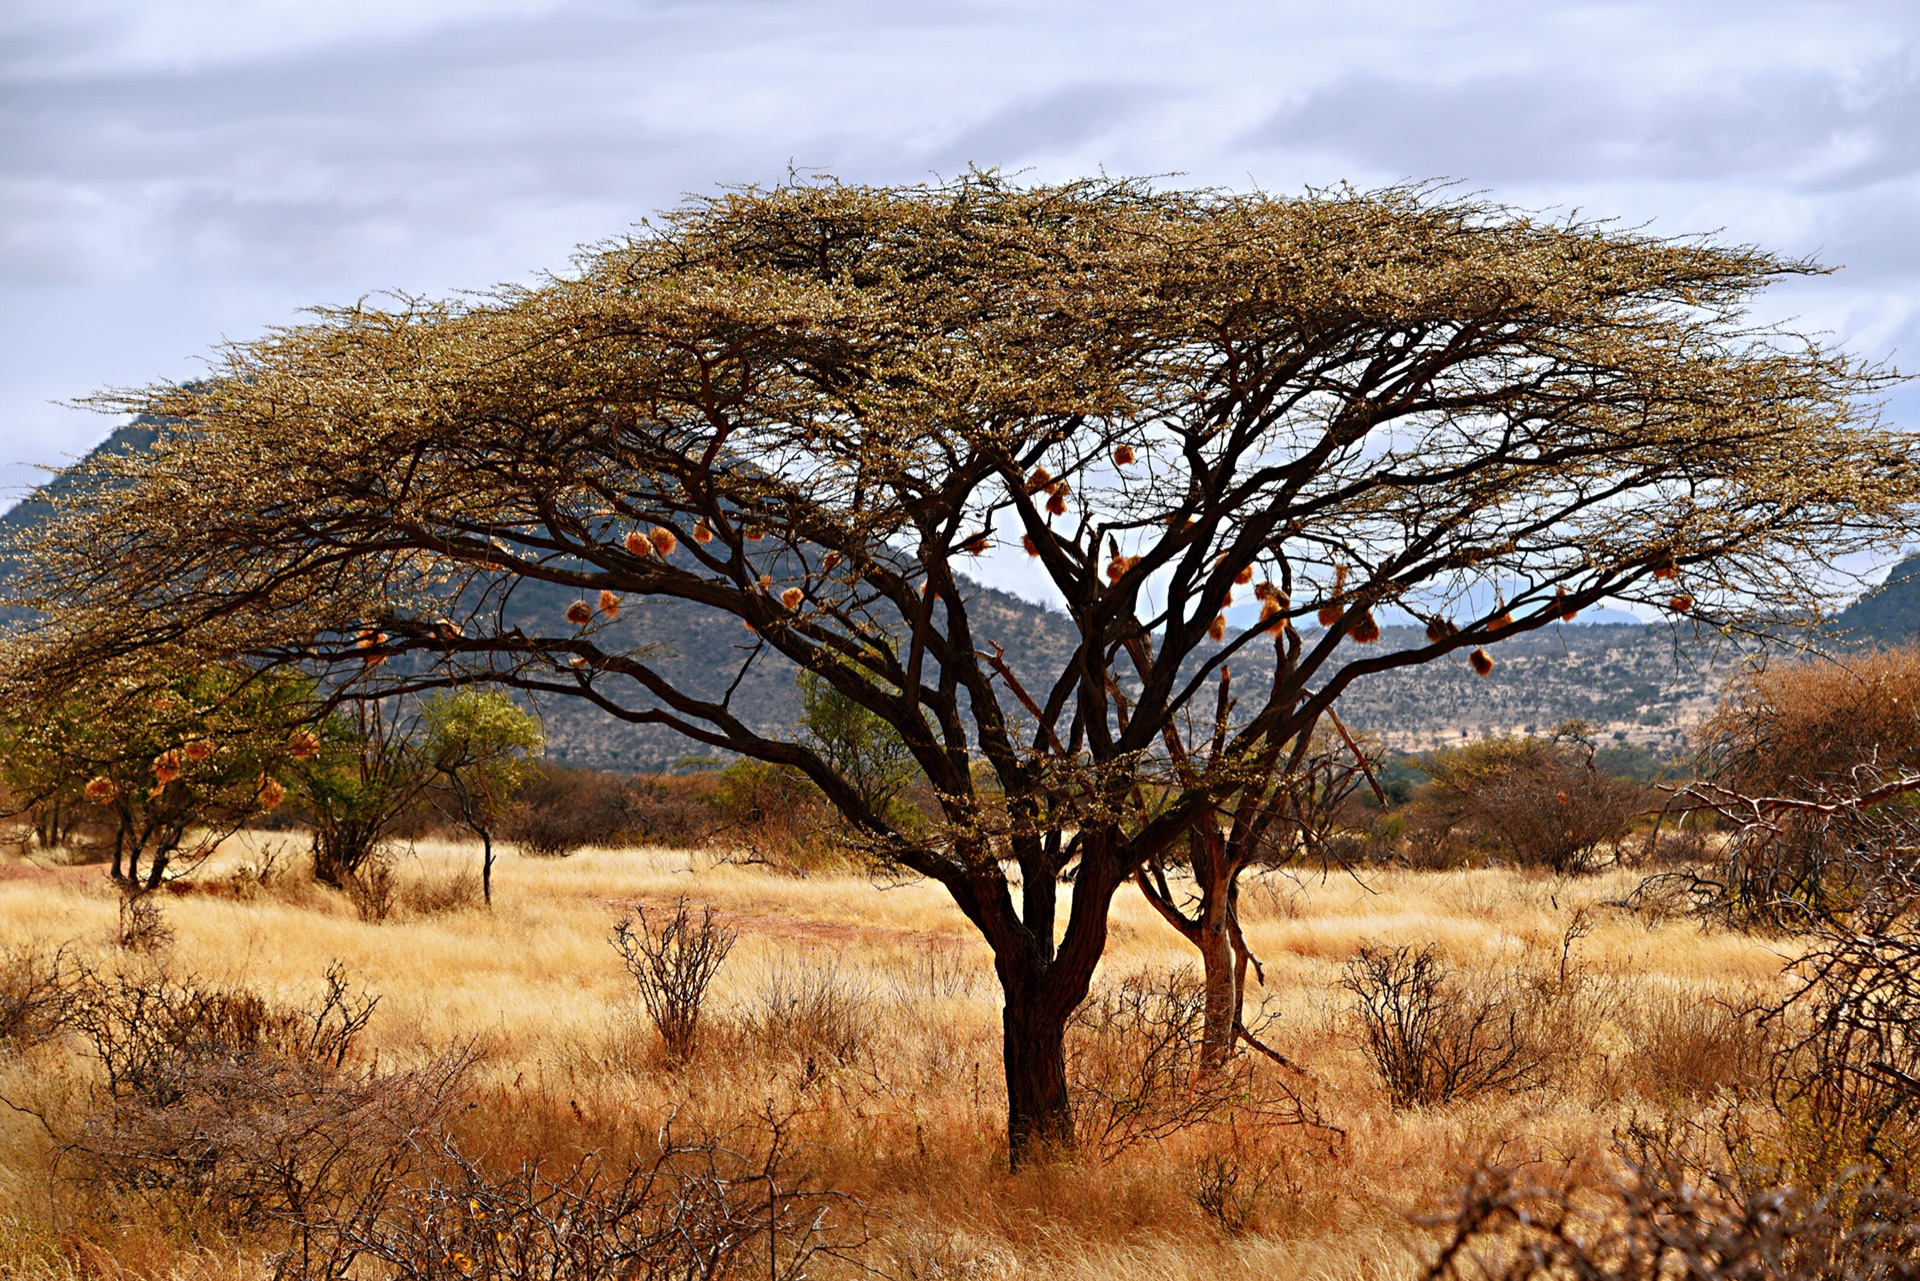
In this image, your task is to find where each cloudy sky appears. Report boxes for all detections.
[6,0,1919,543]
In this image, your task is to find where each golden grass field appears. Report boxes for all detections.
[0,835,1794,1279]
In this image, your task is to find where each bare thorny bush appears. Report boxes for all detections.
[1645,770,1920,933]
[0,941,80,1052]
[116,888,173,952]
[1341,940,1602,1110]
[1425,802,1920,1277]
[1422,1152,1920,1281]
[54,962,481,1274]
[1067,965,1336,1164]
[8,952,870,1280]
[611,897,738,1061]
[1677,649,1920,931]
[336,1108,870,1281]
[0,955,472,1275]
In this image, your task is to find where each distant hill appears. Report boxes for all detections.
[1832,553,1920,646]
[0,421,1838,768]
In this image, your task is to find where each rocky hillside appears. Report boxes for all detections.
[1,422,1896,768]
[1833,553,1920,646]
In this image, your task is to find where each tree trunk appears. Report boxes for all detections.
[1197,899,1239,1068]
[1002,988,1074,1168]
[312,822,374,887]
[1185,823,1243,1069]
[480,829,494,906]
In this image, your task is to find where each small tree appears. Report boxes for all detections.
[1135,682,1383,1066]
[422,689,543,904]
[289,697,438,888]
[1411,725,1645,873]
[13,178,1919,1162]
[795,666,919,824]
[0,661,300,892]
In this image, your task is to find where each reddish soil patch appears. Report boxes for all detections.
[603,895,966,953]
[0,858,107,888]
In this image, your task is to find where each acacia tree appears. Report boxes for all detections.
[9,178,1917,1161]
[0,661,300,891]
[422,688,543,904]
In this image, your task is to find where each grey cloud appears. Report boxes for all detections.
[931,82,1163,169]
[0,1,992,290]
[9,0,1920,503]
[1245,51,1920,191]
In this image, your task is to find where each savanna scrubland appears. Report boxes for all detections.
[1,833,1790,1281]
[8,179,1920,1280]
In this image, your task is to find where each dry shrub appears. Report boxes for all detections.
[226,844,291,901]
[505,764,635,857]
[731,961,871,1070]
[624,772,725,848]
[1710,793,1917,930]
[1635,817,1715,869]
[1423,1152,1920,1281]
[610,898,736,1061]
[709,760,848,874]
[333,1110,867,1280]
[1665,763,1920,931]
[0,943,78,1053]
[399,866,483,917]
[1619,988,1771,1105]
[56,961,477,1273]
[115,893,172,953]
[1765,905,1920,1184]
[1184,1139,1309,1236]
[1067,966,1326,1162]
[1425,899,1920,1278]
[1343,945,1552,1108]
[1689,650,1920,927]
[1700,646,1920,798]
[1410,731,1645,873]
[1607,868,1731,927]
[68,962,374,1105]
[347,852,397,923]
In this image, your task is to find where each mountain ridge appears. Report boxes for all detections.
[3,423,1906,767]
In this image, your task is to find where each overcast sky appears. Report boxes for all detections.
[7,0,1920,601]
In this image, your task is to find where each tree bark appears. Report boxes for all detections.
[480,829,494,906]
[311,836,347,887]
[1197,896,1239,1068]
[1002,989,1073,1166]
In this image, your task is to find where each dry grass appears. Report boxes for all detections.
[0,836,1791,1279]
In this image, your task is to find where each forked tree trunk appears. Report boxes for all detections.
[1141,825,1249,1070]
[312,838,348,887]
[1002,988,1074,1164]
[312,819,380,887]
[1196,894,1240,1067]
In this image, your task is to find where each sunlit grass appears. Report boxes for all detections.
[0,835,1790,1279]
